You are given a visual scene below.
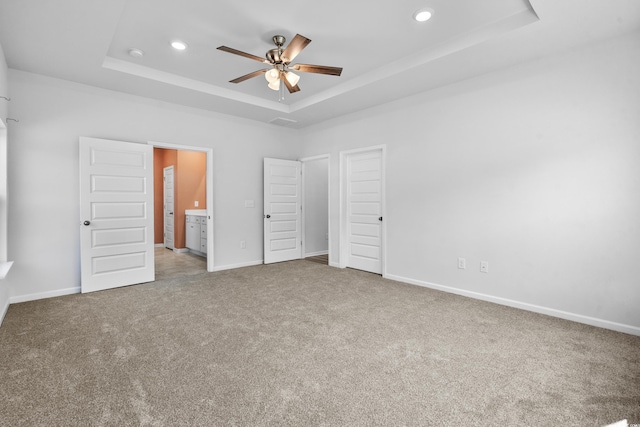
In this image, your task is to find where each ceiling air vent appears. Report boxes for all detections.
[269,117,297,127]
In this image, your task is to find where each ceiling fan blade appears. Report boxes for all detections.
[281,72,301,93]
[229,69,268,84]
[291,64,342,76]
[217,46,267,63]
[281,34,312,63]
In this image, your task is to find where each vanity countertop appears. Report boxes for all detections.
[185,209,207,216]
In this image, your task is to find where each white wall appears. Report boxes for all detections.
[303,157,329,256]
[299,32,640,334]
[0,42,7,121]
[0,41,9,323]
[5,70,298,301]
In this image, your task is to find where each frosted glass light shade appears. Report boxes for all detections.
[285,71,300,86]
[265,68,280,83]
[268,79,280,90]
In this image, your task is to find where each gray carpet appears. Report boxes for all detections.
[1,260,638,426]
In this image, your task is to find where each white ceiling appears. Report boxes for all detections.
[1,0,639,128]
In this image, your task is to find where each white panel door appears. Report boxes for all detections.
[163,166,174,250]
[79,137,155,293]
[347,150,383,274]
[264,158,302,264]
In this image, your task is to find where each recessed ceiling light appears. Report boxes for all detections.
[413,8,434,22]
[128,48,144,58]
[170,40,188,51]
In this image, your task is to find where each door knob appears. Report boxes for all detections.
[379,217,383,221]
[169,212,173,215]
[83,220,91,226]
[265,214,271,219]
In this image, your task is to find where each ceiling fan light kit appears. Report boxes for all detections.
[217,34,343,96]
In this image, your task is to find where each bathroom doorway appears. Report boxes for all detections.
[149,141,214,279]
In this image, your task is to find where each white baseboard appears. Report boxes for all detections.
[10,287,81,305]
[154,243,165,248]
[329,261,342,268]
[385,273,640,337]
[304,250,329,258]
[213,260,263,272]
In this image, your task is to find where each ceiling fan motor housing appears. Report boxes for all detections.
[267,35,286,64]
[266,48,282,64]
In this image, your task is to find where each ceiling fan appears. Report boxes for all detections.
[217,34,343,94]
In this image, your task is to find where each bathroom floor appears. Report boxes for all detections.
[155,246,207,281]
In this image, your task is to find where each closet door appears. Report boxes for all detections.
[263,158,302,264]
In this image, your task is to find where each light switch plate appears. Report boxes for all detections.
[480,261,489,273]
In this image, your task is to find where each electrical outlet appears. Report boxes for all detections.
[458,257,466,269]
[480,261,489,273]
[194,201,199,207]
[240,240,246,249]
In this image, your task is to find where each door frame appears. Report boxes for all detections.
[148,141,214,272]
[339,145,387,276]
[300,154,331,264]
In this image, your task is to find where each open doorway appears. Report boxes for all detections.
[262,155,330,266]
[301,155,330,265]
[149,141,214,280]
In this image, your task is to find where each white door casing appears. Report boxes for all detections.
[163,166,175,250]
[264,158,302,264]
[79,137,155,293]
[343,148,384,274]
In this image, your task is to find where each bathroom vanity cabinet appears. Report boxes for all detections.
[185,210,207,256]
